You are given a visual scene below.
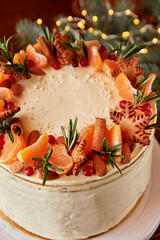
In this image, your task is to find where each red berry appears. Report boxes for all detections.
[87,151,95,161]
[99,45,107,53]
[108,54,117,61]
[100,154,109,164]
[26,59,34,68]
[7,75,16,84]
[25,166,34,176]
[34,161,42,167]
[6,102,15,110]
[38,166,44,172]
[53,62,61,70]
[136,105,144,112]
[49,135,56,145]
[80,58,88,67]
[83,166,94,176]
[119,100,127,109]
[143,103,151,111]
[144,110,152,117]
[0,136,5,150]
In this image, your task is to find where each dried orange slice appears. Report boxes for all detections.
[102,59,119,77]
[115,73,136,102]
[0,87,14,102]
[107,124,122,163]
[49,144,73,174]
[26,44,48,68]
[0,99,5,112]
[88,46,103,71]
[0,133,27,164]
[140,73,156,97]
[17,133,48,163]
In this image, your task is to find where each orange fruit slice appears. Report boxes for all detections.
[49,144,73,174]
[26,44,48,69]
[140,73,156,97]
[0,99,5,112]
[88,45,103,71]
[85,40,101,51]
[17,133,48,163]
[107,124,122,163]
[0,133,27,164]
[0,87,14,102]
[33,43,42,52]
[115,73,136,102]
[13,50,26,65]
[0,74,9,83]
[102,59,119,77]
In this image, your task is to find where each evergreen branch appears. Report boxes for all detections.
[136,75,153,89]
[133,89,160,107]
[0,36,14,63]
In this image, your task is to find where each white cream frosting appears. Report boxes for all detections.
[15,66,121,137]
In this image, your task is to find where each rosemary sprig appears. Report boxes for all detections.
[0,112,16,143]
[133,89,160,107]
[61,117,80,153]
[136,75,153,89]
[39,25,54,47]
[32,148,64,186]
[62,36,88,59]
[145,122,160,130]
[0,36,14,63]
[101,137,123,175]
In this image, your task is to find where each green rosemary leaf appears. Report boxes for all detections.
[45,148,53,162]
[151,113,157,120]
[82,41,88,58]
[71,117,78,139]
[7,130,14,143]
[34,162,44,170]
[112,154,124,158]
[7,112,16,125]
[61,126,68,147]
[68,119,72,148]
[108,143,122,152]
[67,32,76,42]
[32,158,44,162]
[112,147,122,154]
[42,167,48,186]
[102,137,107,151]
[50,164,64,172]
[137,75,153,89]
[145,122,160,130]
[108,155,122,175]
[69,129,77,152]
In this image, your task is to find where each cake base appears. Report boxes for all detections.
[0,193,144,240]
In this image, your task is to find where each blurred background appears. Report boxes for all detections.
[0,1,160,238]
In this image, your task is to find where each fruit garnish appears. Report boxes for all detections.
[17,133,48,163]
[0,87,14,102]
[118,56,144,82]
[80,58,88,67]
[110,101,151,152]
[48,134,56,145]
[115,73,136,102]
[88,45,103,71]
[101,137,123,175]
[7,75,16,84]
[48,145,73,174]
[108,54,117,61]
[6,102,15,110]
[71,139,87,175]
[83,165,94,176]
[25,166,34,176]
[102,59,119,77]
[13,50,26,65]
[61,117,80,153]
[85,40,100,51]
[0,100,5,112]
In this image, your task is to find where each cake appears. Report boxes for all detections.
[0,28,158,240]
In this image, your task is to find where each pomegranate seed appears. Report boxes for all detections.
[80,58,88,67]
[119,100,127,109]
[87,151,95,161]
[144,110,152,117]
[38,166,44,172]
[26,59,34,68]
[143,103,151,111]
[136,105,144,112]
[100,154,109,164]
[6,102,15,110]
[49,135,56,145]
[25,166,34,176]
[108,54,117,61]
[0,136,5,150]
[83,166,94,176]
[53,62,61,70]
[99,45,107,53]
[7,75,16,84]
[34,161,42,167]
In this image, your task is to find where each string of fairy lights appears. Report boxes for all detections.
[36,2,160,55]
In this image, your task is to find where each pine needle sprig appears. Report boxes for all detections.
[0,36,14,63]
[101,137,123,175]
[32,148,64,186]
[136,75,153,89]
[61,117,80,153]
[145,122,160,130]
[0,112,16,143]
[133,89,160,107]
[39,25,54,47]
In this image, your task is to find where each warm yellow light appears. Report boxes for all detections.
[93,30,98,36]
[108,9,114,16]
[88,27,93,33]
[140,27,146,33]
[77,22,83,28]
[125,9,131,15]
[68,16,73,22]
[37,18,42,25]
[56,20,61,27]
[122,31,130,38]
[133,18,140,25]
[65,26,70,31]
[139,48,148,54]
[80,24,85,30]
[101,33,107,40]
[157,28,160,34]
[92,16,98,22]
[81,19,86,25]
[82,10,87,16]
[152,38,158,44]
